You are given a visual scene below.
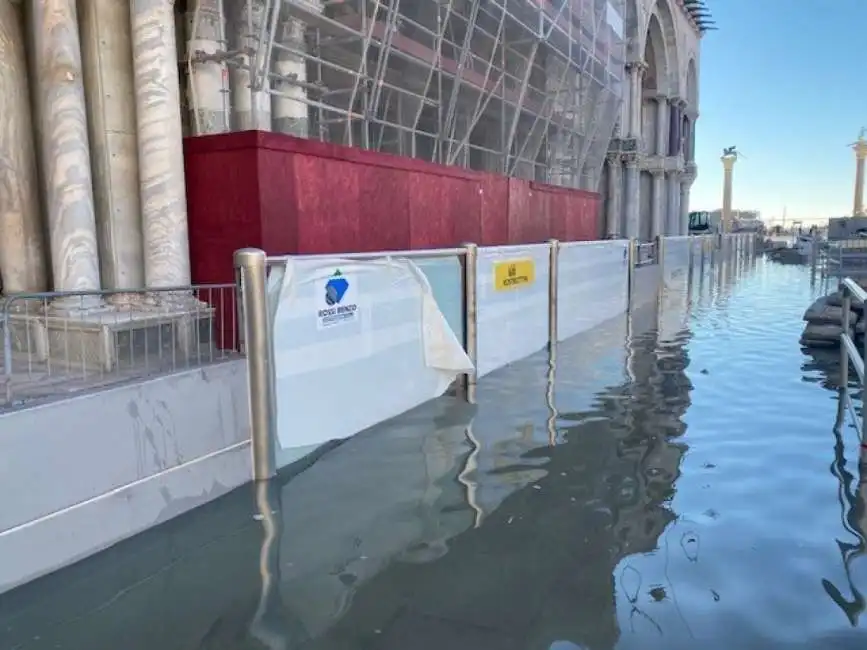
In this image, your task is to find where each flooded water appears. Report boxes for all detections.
[2,256,866,650]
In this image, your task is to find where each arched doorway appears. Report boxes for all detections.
[639,13,668,240]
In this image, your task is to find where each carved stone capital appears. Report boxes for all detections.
[620,137,638,153]
[606,151,622,165]
[625,60,648,75]
[622,152,639,168]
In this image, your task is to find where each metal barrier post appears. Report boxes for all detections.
[627,238,638,312]
[656,235,666,283]
[863,301,867,440]
[548,239,559,347]
[234,248,277,481]
[461,243,478,404]
[841,286,851,390]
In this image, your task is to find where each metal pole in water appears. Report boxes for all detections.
[841,287,851,391]
[627,238,638,312]
[656,234,666,284]
[862,296,867,442]
[461,243,478,404]
[234,248,277,481]
[548,239,559,347]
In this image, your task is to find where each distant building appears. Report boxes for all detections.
[828,217,867,240]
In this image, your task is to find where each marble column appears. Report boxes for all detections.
[131,0,193,291]
[0,0,47,295]
[185,0,230,134]
[654,95,668,156]
[231,0,271,131]
[272,8,308,136]
[33,0,102,302]
[680,183,691,235]
[650,170,665,238]
[626,62,646,138]
[80,0,144,295]
[605,153,622,237]
[666,173,680,235]
[623,155,640,239]
[667,99,680,156]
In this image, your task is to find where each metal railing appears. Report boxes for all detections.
[838,278,867,444]
[1,284,239,409]
[235,233,755,480]
[817,240,867,280]
[636,241,658,267]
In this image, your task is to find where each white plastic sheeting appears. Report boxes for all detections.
[268,256,473,459]
[557,240,629,341]
[476,244,550,378]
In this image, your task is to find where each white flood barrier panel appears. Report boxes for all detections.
[632,264,660,309]
[476,244,550,378]
[690,236,706,268]
[269,257,473,461]
[663,236,691,283]
[557,240,629,341]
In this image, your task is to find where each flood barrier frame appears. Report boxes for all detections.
[234,233,756,480]
[838,277,867,445]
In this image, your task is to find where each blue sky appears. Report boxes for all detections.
[689,0,866,224]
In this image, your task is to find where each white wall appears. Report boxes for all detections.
[0,361,251,594]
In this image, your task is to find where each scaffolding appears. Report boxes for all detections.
[183,0,626,191]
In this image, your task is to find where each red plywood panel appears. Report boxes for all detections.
[257,147,299,255]
[526,186,552,243]
[548,191,570,241]
[408,173,481,248]
[479,174,508,246]
[293,156,360,254]
[506,179,531,244]
[355,163,411,252]
[184,129,605,289]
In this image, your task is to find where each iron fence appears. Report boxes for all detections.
[1,284,239,409]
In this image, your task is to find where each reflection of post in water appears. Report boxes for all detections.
[826,396,866,626]
[547,340,559,447]
[457,420,485,528]
[249,480,292,649]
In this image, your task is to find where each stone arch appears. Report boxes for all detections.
[642,14,668,94]
[646,0,680,96]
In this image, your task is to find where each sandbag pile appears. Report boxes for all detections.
[800,289,865,348]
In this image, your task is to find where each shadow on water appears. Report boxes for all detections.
[3,255,866,649]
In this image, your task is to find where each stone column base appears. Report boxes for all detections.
[5,307,216,374]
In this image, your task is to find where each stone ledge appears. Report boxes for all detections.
[5,308,216,373]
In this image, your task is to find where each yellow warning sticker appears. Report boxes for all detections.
[493,258,536,291]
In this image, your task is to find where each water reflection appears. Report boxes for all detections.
[0,291,697,650]
[10,252,832,650]
[825,394,867,626]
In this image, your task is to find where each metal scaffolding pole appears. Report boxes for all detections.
[189,0,626,186]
